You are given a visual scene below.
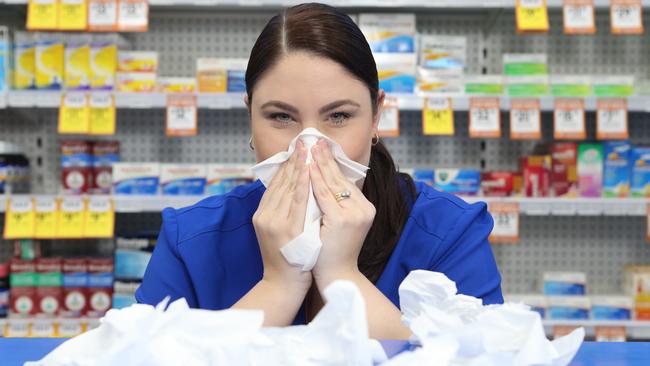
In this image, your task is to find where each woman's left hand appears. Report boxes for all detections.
[309,139,376,284]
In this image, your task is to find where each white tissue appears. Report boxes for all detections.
[394,270,585,366]
[251,128,368,271]
[26,280,386,366]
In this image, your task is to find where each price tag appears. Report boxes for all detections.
[488,202,520,244]
[31,319,56,338]
[59,93,90,134]
[563,0,596,34]
[27,0,58,30]
[57,319,84,337]
[58,0,87,31]
[469,97,501,138]
[84,196,115,238]
[595,326,627,342]
[57,196,85,238]
[166,94,198,136]
[118,0,149,32]
[3,197,36,239]
[611,0,643,34]
[516,0,549,33]
[378,96,400,137]
[34,196,58,239]
[597,98,628,140]
[554,98,586,140]
[510,98,541,140]
[422,98,454,136]
[89,93,116,135]
[88,0,118,31]
[6,319,31,338]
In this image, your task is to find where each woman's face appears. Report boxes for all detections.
[247,51,384,166]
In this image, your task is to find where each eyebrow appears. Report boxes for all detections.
[259,99,361,115]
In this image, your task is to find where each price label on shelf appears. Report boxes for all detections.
[166,94,198,136]
[553,325,581,339]
[57,196,85,239]
[611,0,643,34]
[516,0,549,33]
[58,0,87,31]
[3,197,36,239]
[488,202,520,244]
[88,0,118,31]
[422,97,454,136]
[597,98,628,140]
[510,98,541,140]
[34,197,58,239]
[59,93,90,134]
[27,0,58,30]
[378,96,400,137]
[469,97,501,138]
[84,196,115,238]
[89,93,116,135]
[554,98,586,140]
[6,319,31,338]
[595,326,627,342]
[118,0,149,32]
[31,320,56,338]
[563,0,596,34]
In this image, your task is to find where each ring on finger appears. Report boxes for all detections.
[334,190,352,202]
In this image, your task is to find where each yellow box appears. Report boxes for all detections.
[157,77,196,93]
[116,72,156,93]
[118,51,158,72]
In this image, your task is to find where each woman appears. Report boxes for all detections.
[136,3,503,339]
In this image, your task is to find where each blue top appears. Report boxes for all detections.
[135,180,503,323]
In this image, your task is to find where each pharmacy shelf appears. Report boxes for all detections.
[464,197,650,216]
[543,320,650,340]
[1,195,650,215]
[1,91,650,112]
[2,0,650,9]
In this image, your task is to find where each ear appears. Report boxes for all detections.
[244,95,251,111]
[372,89,386,133]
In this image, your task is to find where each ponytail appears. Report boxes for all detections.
[360,141,416,283]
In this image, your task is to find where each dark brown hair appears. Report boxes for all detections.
[245,3,416,283]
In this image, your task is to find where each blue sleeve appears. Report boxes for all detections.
[135,208,198,307]
[431,202,504,305]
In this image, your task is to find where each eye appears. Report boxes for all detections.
[329,112,351,125]
[269,113,294,125]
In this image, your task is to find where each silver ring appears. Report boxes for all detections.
[334,190,351,202]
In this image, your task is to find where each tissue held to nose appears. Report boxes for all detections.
[251,128,368,271]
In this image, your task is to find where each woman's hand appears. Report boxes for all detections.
[253,140,312,291]
[309,139,376,285]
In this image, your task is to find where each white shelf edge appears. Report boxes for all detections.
[3,92,650,112]
[1,196,649,214]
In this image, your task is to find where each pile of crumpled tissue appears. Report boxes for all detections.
[27,270,584,366]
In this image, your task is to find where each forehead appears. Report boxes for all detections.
[252,51,370,106]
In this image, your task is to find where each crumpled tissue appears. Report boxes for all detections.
[251,128,368,271]
[384,270,585,366]
[25,280,386,366]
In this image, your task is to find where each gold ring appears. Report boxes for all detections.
[334,190,351,202]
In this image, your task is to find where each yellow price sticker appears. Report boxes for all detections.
[27,0,59,31]
[59,93,90,134]
[422,98,454,136]
[34,196,58,239]
[89,93,116,135]
[84,196,115,238]
[58,0,88,31]
[57,196,85,238]
[516,0,550,33]
[3,197,36,239]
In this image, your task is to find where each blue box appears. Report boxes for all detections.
[408,169,434,187]
[433,169,481,195]
[631,147,650,198]
[603,141,631,198]
[114,250,152,280]
[548,297,590,320]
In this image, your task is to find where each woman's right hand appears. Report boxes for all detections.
[252,140,312,291]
